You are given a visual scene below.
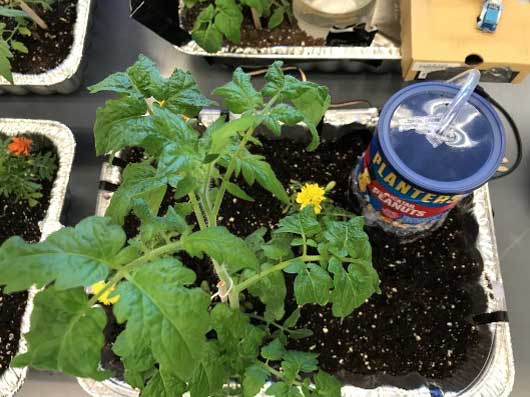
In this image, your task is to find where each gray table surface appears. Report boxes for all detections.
[0,0,528,395]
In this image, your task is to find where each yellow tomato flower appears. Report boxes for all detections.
[92,281,120,305]
[296,183,327,214]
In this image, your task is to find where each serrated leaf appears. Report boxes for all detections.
[211,304,265,372]
[262,61,285,98]
[226,181,254,201]
[243,364,269,397]
[275,206,321,238]
[106,163,167,225]
[88,72,135,95]
[209,113,255,155]
[329,257,379,318]
[10,40,27,53]
[247,263,286,321]
[126,54,167,99]
[142,368,186,397]
[314,371,342,397]
[183,226,259,272]
[193,23,223,54]
[262,237,293,261]
[190,343,227,397]
[214,0,243,43]
[0,217,125,292]
[12,287,109,380]
[284,308,301,328]
[238,150,289,203]
[164,69,216,117]
[93,95,149,156]
[283,260,306,274]
[261,338,285,361]
[0,45,13,84]
[283,350,318,373]
[284,77,331,127]
[113,258,210,382]
[212,67,263,114]
[322,217,371,260]
[294,263,332,306]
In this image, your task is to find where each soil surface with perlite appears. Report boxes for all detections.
[109,131,491,391]
[0,135,58,377]
[181,0,325,48]
[0,0,78,75]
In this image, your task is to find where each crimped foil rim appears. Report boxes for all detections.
[0,119,75,396]
[174,0,401,60]
[0,0,93,86]
[79,110,513,397]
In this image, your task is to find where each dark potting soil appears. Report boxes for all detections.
[0,0,77,75]
[108,133,491,390]
[0,135,58,377]
[181,1,325,48]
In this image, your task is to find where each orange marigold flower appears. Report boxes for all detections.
[8,137,32,156]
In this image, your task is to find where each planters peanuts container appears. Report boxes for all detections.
[352,77,505,239]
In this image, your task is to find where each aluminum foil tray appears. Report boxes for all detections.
[130,0,400,70]
[0,119,75,396]
[0,0,95,95]
[80,109,513,397]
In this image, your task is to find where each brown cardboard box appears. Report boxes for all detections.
[401,0,530,83]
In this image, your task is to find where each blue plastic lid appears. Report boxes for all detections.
[378,82,506,194]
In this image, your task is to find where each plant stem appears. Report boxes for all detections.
[189,191,207,230]
[236,255,320,293]
[211,126,255,224]
[18,0,48,30]
[258,362,306,389]
[87,241,183,308]
[250,8,262,30]
[212,258,239,309]
[202,162,215,225]
[249,313,291,333]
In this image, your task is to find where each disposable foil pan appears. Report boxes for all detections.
[0,119,75,396]
[0,0,95,95]
[80,109,513,397]
[130,0,400,70]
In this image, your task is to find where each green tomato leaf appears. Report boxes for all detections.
[10,40,28,54]
[283,308,301,328]
[0,217,126,292]
[126,54,168,100]
[268,5,286,29]
[238,150,289,204]
[0,43,13,84]
[322,217,371,260]
[261,338,285,361]
[106,163,167,225]
[247,263,286,321]
[164,69,216,117]
[283,350,318,373]
[190,343,228,397]
[226,181,254,201]
[142,367,186,397]
[266,382,290,397]
[192,23,223,54]
[243,364,269,397]
[209,113,255,155]
[262,61,285,98]
[294,263,332,306]
[88,72,135,95]
[214,0,243,43]
[113,258,210,382]
[329,257,380,318]
[0,7,28,17]
[93,95,149,156]
[275,206,321,238]
[182,226,259,272]
[240,0,269,16]
[284,76,331,126]
[212,67,263,114]
[211,304,265,370]
[12,287,109,380]
[314,371,342,397]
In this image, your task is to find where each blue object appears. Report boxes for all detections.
[351,81,506,235]
[478,0,503,32]
[379,82,506,194]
